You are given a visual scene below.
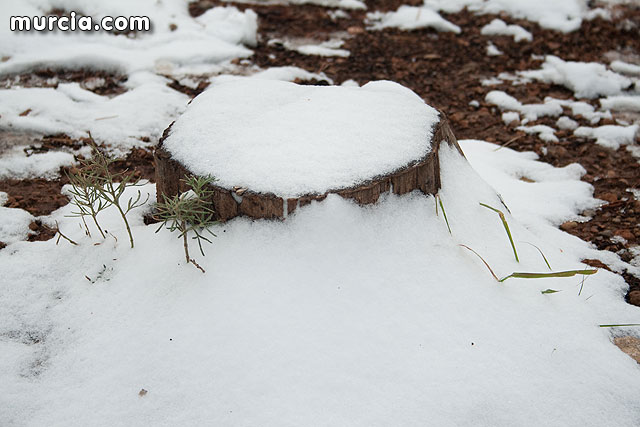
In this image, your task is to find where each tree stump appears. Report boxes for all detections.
[154,79,465,221]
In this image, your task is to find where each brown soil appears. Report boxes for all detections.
[2,1,639,305]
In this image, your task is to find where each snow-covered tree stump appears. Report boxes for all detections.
[155,79,464,221]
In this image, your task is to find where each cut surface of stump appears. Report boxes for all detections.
[156,78,464,221]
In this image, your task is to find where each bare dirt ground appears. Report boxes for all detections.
[1,1,639,304]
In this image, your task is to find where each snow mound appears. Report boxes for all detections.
[0,193,34,244]
[481,18,533,42]
[2,141,640,426]
[519,56,632,99]
[163,79,440,197]
[485,91,563,120]
[425,0,598,33]
[366,6,461,33]
[574,124,639,150]
[601,95,640,112]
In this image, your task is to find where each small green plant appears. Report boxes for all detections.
[66,161,110,239]
[66,136,148,248]
[435,194,451,234]
[480,202,519,262]
[154,175,218,273]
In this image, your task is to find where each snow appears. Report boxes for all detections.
[0,1,259,153]
[0,79,188,155]
[481,19,533,42]
[425,0,601,33]
[2,140,640,426]
[0,192,34,244]
[557,116,579,130]
[486,42,503,56]
[501,111,520,125]
[549,98,612,124]
[610,60,640,76]
[574,124,639,150]
[327,9,350,20]
[2,0,640,424]
[485,90,563,120]
[0,147,76,180]
[163,79,440,197]
[269,39,350,57]
[248,66,334,84]
[517,124,559,142]
[366,6,461,33]
[519,56,632,98]
[601,95,640,112]
[295,42,350,57]
[0,2,257,76]
[220,0,366,9]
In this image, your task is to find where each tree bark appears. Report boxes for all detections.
[154,113,464,221]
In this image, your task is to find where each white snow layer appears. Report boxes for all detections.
[0,151,75,181]
[163,79,440,197]
[0,193,34,244]
[601,95,640,112]
[366,6,461,33]
[557,116,579,130]
[219,0,366,9]
[2,140,640,426]
[574,124,639,149]
[519,56,632,98]
[0,79,188,155]
[424,0,608,33]
[0,1,257,76]
[610,60,640,76]
[486,42,503,56]
[481,19,533,42]
[485,90,563,120]
[517,124,558,142]
[0,1,259,152]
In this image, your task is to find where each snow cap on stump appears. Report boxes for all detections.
[156,78,458,220]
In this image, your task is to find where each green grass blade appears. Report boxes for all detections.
[599,324,640,328]
[479,202,519,262]
[541,289,560,294]
[521,241,552,270]
[437,195,451,234]
[499,269,597,282]
[459,244,499,281]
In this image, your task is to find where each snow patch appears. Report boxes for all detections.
[601,95,640,112]
[366,6,461,33]
[519,56,632,98]
[557,116,579,130]
[485,91,563,120]
[0,147,76,180]
[574,124,639,149]
[481,19,533,42]
[517,124,559,142]
[486,42,503,56]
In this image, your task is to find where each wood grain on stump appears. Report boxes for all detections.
[155,114,464,221]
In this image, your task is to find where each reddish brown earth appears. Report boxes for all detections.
[1,1,639,304]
